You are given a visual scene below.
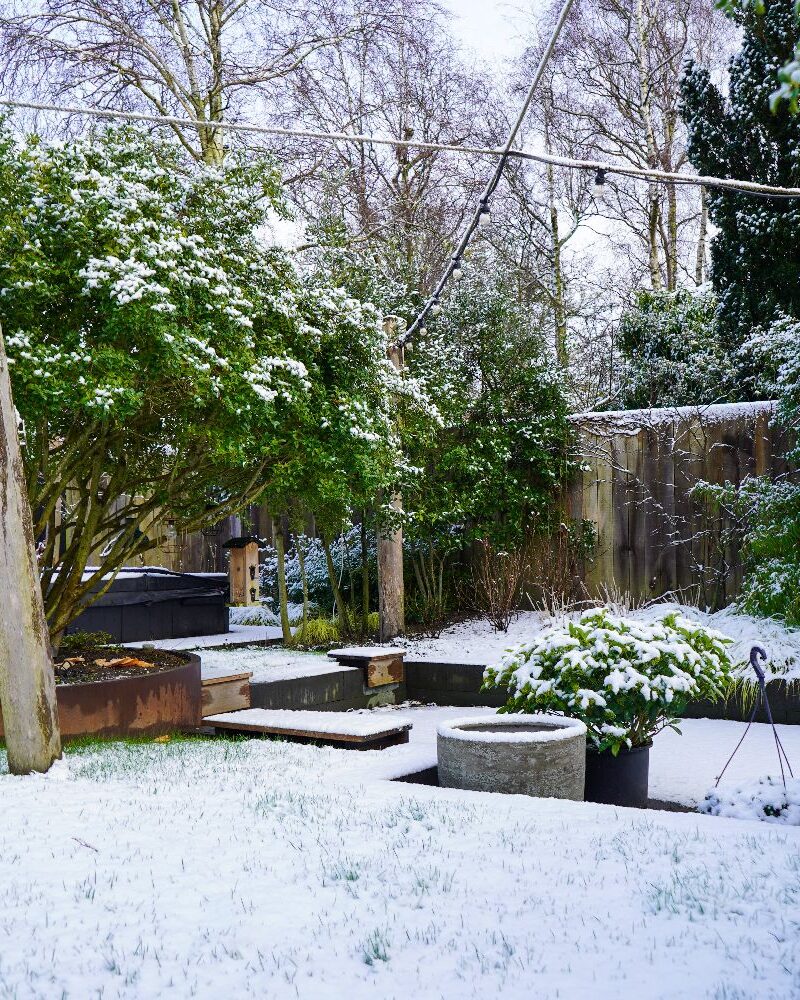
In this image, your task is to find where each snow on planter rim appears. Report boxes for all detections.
[437,713,587,744]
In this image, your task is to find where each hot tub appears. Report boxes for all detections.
[437,714,587,799]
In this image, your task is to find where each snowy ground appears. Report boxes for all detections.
[1,715,798,999]
[394,605,800,678]
[198,645,349,683]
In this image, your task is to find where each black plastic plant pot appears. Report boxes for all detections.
[584,742,651,809]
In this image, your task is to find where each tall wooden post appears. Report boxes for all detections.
[0,325,62,774]
[378,316,405,640]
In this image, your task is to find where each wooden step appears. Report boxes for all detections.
[201,671,252,717]
[205,708,411,750]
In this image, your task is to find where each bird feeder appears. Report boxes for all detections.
[222,536,260,606]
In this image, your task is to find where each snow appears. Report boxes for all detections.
[437,713,587,743]
[396,607,800,680]
[1,713,798,998]
[396,611,552,663]
[128,624,285,651]
[198,645,353,683]
[328,646,406,659]
[571,399,776,434]
[206,708,412,737]
[699,776,800,824]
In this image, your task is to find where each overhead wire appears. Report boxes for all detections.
[1,85,800,343]
[2,96,799,200]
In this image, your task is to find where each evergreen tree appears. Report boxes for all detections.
[681,0,800,388]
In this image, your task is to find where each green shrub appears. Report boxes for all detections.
[483,609,733,754]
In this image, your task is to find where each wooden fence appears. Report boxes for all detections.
[110,399,791,610]
[563,401,791,608]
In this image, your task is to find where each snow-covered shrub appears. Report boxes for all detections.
[700,777,800,825]
[484,609,733,754]
[260,526,377,611]
[617,288,740,407]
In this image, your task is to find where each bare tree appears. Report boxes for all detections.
[281,2,499,298]
[537,0,733,291]
[0,0,384,164]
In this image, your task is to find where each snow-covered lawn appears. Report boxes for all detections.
[1,708,799,998]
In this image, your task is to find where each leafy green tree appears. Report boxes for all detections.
[0,125,407,644]
[681,0,800,386]
[403,264,572,621]
[617,288,740,407]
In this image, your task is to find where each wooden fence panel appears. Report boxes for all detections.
[563,401,790,608]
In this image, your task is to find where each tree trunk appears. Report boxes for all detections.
[544,108,568,367]
[321,532,350,635]
[274,518,292,644]
[0,325,62,774]
[695,188,708,286]
[296,538,310,629]
[361,514,370,627]
[377,319,405,641]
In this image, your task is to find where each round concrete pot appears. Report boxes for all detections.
[437,714,587,799]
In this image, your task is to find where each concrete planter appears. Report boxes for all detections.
[437,714,587,799]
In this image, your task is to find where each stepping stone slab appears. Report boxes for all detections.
[205,708,412,750]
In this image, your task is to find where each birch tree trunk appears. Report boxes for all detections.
[0,325,62,774]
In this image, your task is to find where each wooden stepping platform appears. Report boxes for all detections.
[205,708,412,750]
[201,671,252,718]
[327,646,406,688]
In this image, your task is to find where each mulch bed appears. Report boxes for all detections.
[53,646,190,685]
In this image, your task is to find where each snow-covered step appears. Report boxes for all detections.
[205,708,412,750]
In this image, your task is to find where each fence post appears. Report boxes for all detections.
[378,316,405,640]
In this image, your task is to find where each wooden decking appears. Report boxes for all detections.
[205,708,411,750]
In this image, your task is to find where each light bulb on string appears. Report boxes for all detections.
[477,201,491,228]
[419,325,427,337]
[593,168,608,204]
[430,301,442,315]
[452,261,463,280]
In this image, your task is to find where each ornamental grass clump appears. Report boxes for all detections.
[483,609,733,755]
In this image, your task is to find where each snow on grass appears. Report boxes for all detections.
[1,734,798,999]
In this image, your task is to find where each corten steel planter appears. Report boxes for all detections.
[584,743,651,809]
[437,714,587,799]
[0,653,202,740]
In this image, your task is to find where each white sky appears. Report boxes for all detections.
[442,0,539,64]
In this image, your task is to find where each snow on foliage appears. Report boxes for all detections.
[0,125,431,637]
[484,609,733,754]
[700,776,800,825]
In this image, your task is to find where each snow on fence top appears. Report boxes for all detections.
[570,400,776,436]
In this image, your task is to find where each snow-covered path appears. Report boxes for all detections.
[1,726,798,999]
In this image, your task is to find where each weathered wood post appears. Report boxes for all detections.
[378,316,405,641]
[0,325,62,774]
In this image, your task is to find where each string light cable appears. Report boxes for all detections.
[1,92,800,338]
[2,96,799,202]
